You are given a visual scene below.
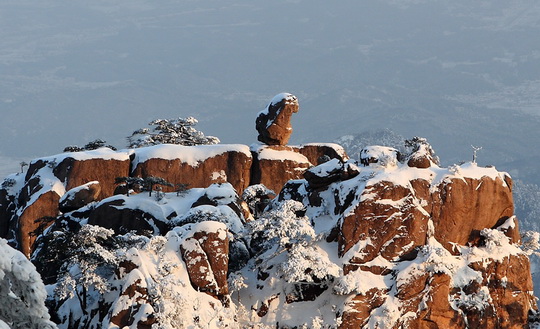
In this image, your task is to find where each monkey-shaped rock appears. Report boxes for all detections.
[256,93,299,146]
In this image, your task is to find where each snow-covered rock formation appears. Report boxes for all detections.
[271,144,534,328]
[0,102,537,327]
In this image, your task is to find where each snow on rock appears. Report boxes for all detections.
[9,158,65,255]
[360,145,400,168]
[45,224,236,329]
[37,148,130,163]
[109,268,156,329]
[255,145,310,163]
[178,221,230,297]
[250,143,348,196]
[66,183,247,237]
[58,181,101,213]
[29,148,131,199]
[132,144,250,165]
[279,153,534,328]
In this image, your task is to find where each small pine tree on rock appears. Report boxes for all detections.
[114,177,144,196]
[127,117,220,148]
[83,139,117,151]
[142,176,174,196]
[63,145,84,152]
[63,139,116,153]
[19,161,28,173]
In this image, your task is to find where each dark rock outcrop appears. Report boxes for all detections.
[0,188,16,239]
[86,197,167,235]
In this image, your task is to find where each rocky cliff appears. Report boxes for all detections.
[0,141,535,328]
[0,142,345,256]
[0,94,537,328]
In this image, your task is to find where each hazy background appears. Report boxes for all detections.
[1,0,540,185]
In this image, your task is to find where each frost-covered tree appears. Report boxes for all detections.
[241,184,275,219]
[403,136,440,165]
[83,139,117,151]
[248,200,314,254]
[62,145,83,152]
[114,176,174,197]
[244,200,340,305]
[53,225,118,308]
[175,183,190,196]
[127,117,220,148]
[0,239,57,329]
[247,200,339,279]
[1,178,16,189]
[19,161,28,173]
[33,223,147,329]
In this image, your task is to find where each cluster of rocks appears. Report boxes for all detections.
[275,145,535,328]
[0,92,346,257]
[0,93,537,328]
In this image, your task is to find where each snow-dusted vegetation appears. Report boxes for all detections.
[0,239,57,329]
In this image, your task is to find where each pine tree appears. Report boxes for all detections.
[127,117,220,148]
[114,176,145,196]
[142,176,174,197]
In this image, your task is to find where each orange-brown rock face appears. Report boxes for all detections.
[251,144,347,195]
[466,254,535,329]
[13,160,62,256]
[131,145,252,194]
[340,174,516,260]
[12,153,130,255]
[339,180,430,268]
[250,145,311,195]
[18,190,60,256]
[180,222,229,299]
[54,156,130,199]
[430,176,517,250]
[256,93,299,146]
[340,289,386,329]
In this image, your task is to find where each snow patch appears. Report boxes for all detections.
[132,144,251,168]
